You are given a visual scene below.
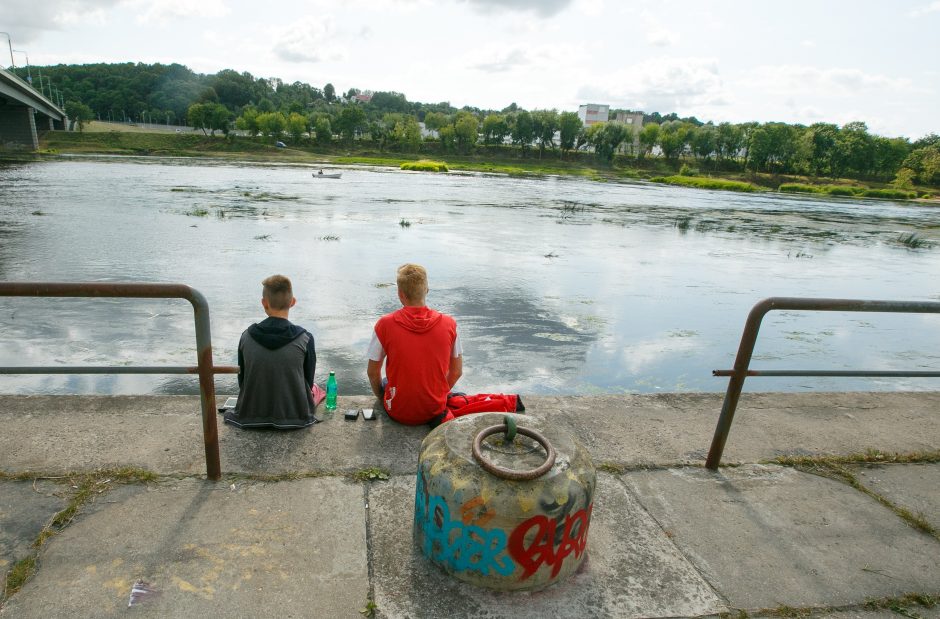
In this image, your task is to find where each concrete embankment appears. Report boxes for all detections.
[1,392,939,618]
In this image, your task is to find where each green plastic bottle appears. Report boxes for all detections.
[325,371,337,411]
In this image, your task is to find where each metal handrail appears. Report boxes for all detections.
[0,282,240,481]
[706,297,940,469]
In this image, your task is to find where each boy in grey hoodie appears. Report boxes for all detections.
[225,274,318,429]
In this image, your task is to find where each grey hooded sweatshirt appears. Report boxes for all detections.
[225,316,318,429]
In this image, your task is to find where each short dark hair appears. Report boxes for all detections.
[262,274,293,310]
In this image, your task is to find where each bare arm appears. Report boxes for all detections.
[447,355,463,390]
[367,359,384,399]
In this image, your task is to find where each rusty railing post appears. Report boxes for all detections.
[187,287,221,481]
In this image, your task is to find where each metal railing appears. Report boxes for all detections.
[706,297,940,469]
[0,282,239,481]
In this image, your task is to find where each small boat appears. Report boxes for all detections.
[312,170,342,179]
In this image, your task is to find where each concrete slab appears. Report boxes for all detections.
[2,478,369,618]
[623,465,940,609]
[367,472,725,619]
[539,392,940,465]
[2,393,939,476]
[852,463,940,533]
[0,480,68,584]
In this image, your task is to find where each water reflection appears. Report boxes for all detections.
[0,158,938,396]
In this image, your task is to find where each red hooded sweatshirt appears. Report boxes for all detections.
[374,306,457,425]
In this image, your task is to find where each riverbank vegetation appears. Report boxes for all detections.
[15,61,938,201]
[400,159,448,172]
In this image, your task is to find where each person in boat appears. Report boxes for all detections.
[225,275,319,429]
[318,169,323,175]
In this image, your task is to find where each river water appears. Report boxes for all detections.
[1,157,938,396]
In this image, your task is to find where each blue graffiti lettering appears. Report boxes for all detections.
[415,483,515,576]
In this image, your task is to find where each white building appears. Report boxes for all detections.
[578,104,609,127]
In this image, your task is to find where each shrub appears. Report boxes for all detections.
[400,159,448,172]
[652,175,760,193]
[678,164,699,177]
[826,186,858,197]
[779,183,823,194]
[860,188,917,200]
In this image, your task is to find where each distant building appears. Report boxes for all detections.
[578,104,609,127]
[614,111,644,129]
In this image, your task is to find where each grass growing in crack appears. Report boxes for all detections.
[866,592,937,617]
[360,599,378,617]
[353,467,390,482]
[2,469,155,603]
[772,451,940,539]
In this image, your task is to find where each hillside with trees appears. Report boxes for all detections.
[16,62,940,189]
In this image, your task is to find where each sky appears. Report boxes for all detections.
[3,0,939,140]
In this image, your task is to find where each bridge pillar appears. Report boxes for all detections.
[0,103,39,150]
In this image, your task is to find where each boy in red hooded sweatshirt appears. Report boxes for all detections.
[367,263,462,426]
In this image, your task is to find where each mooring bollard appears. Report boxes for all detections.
[414,413,596,591]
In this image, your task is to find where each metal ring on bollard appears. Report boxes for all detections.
[472,423,556,481]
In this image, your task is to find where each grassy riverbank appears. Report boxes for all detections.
[27,129,939,202]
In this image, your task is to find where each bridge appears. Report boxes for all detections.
[0,67,67,150]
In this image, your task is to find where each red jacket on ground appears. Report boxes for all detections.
[375,306,457,425]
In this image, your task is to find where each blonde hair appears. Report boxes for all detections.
[397,263,428,304]
[262,274,293,311]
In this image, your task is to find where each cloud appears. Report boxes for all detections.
[0,0,123,41]
[577,57,727,113]
[745,65,914,95]
[470,48,531,73]
[131,0,229,23]
[460,0,573,17]
[271,16,343,63]
[646,27,678,47]
[908,1,940,16]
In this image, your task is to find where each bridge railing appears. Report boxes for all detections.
[706,297,940,469]
[0,282,239,481]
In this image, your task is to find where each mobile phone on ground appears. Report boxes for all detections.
[345,408,359,421]
[223,397,237,409]
[361,408,375,420]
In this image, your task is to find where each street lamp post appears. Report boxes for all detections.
[12,49,32,84]
[0,32,14,70]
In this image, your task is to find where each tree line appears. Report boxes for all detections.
[20,62,940,187]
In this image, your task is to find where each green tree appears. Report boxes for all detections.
[482,114,509,148]
[638,123,660,158]
[423,111,449,132]
[587,121,629,164]
[715,122,743,165]
[807,123,839,176]
[510,110,534,156]
[531,109,559,159]
[336,105,367,142]
[314,116,332,145]
[324,83,335,103]
[207,103,233,135]
[235,107,261,137]
[454,111,479,152]
[658,121,691,162]
[256,111,287,139]
[835,121,874,177]
[187,103,210,135]
[690,124,718,164]
[389,114,422,152]
[287,112,308,143]
[558,111,583,158]
[438,125,456,152]
[64,100,94,132]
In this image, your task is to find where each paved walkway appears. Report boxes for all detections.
[1,392,939,618]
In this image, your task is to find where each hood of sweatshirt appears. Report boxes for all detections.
[248,316,307,350]
[393,306,443,333]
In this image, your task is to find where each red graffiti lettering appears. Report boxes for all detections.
[507,504,593,580]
